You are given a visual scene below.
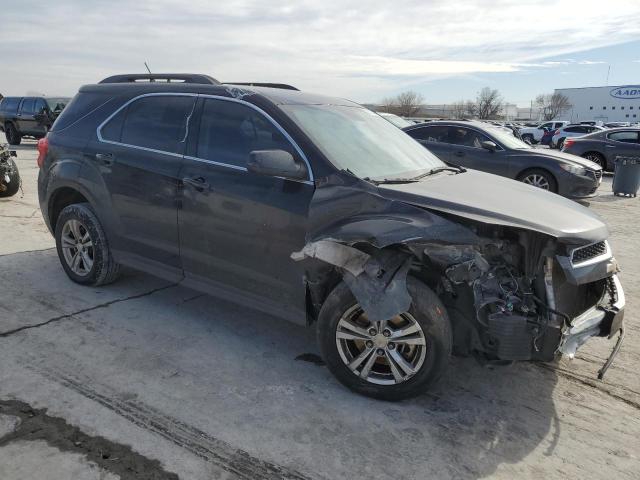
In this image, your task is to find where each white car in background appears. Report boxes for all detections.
[551,124,605,149]
[519,120,569,144]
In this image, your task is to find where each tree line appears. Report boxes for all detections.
[380,88,571,121]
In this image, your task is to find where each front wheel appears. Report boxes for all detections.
[55,203,121,286]
[317,277,452,401]
[518,168,558,193]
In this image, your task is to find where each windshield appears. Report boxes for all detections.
[486,126,532,149]
[379,113,414,129]
[281,105,445,180]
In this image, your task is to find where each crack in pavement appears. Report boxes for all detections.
[0,283,178,338]
[0,398,179,479]
[537,364,640,411]
[0,208,39,219]
[0,247,55,258]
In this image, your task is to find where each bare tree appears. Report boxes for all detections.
[475,87,503,119]
[395,91,424,117]
[451,100,467,119]
[464,100,478,118]
[535,92,572,121]
[380,97,398,114]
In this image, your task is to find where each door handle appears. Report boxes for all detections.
[454,151,465,157]
[95,152,114,165]
[605,145,616,148]
[182,176,210,192]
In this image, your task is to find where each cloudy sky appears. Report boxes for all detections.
[2,0,640,106]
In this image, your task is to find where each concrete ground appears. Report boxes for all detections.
[0,141,638,479]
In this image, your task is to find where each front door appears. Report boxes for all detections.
[17,98,39,135]
[179,97,314,323]
[447,126,509,176]
[87,94,196,278]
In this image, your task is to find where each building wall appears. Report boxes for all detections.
[555,85,640,123]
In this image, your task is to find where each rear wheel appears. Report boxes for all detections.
[518,168,558,193]
[556,137,566,149]
[5,124,21,146]
[521,134,534,145]
[55,203,120,286]
[582,152,606,170]
[317,277,452,401]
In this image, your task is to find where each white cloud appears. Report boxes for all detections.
[1,0,639,100]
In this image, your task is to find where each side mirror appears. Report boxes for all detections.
[481,141,497,152]
[247,149,307,180]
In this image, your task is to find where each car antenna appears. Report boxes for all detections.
[144,62,152,74]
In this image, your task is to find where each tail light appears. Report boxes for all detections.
[563,139,575,150]
[37,137,49,168]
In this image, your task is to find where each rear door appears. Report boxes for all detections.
[404,125,452,161]
[603,130,640,164]
[178,96,314,323]
[90,93,196,278]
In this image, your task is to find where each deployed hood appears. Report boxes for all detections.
[525,148,601,169]
[378,170,608,244]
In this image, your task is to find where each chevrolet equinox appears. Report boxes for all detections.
[38,74,625,400]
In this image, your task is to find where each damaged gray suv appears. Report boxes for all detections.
[38,74,625,400]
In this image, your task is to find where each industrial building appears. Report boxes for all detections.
[555,85,640,123]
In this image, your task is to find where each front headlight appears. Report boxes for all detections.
[559,164,587,176]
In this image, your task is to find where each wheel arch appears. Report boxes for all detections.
[47,186,92,231]
[516,166,558,187]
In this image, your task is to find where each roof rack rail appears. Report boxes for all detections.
[99,74,220,85]
[224,82,299,91]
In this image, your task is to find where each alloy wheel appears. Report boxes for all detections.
[522,174,550,190]
[335,305,427,385]
[61,219,94,276]
[584,153,604,168]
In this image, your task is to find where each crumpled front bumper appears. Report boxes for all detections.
[558,274,625,377]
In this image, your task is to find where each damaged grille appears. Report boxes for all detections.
[571,241,609,266]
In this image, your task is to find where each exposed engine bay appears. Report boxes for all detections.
[294,222,625,379]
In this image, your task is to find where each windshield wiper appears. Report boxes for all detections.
[369,177,420,185]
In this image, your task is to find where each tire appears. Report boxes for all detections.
[4,123,22,146]
[55,203,121,286]
[317,277,452,401]
[556,137,565,149]
[518,168,558,193]
[582,152,606,170]
[521,134,534,145]
[0,158,20,197]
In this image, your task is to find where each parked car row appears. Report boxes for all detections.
[34,73,625,400]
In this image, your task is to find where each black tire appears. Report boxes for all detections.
[5,123,22,146]
[317,277,452,401]
[556,137,565,149]
[55,203,121,286]
[521,134,534,145]
[518,168,558,193]
[0,158,20,197]
[582,152,606,170]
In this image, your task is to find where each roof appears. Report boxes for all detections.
[81,76,359,107]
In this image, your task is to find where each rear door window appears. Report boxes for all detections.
[607,131,639,143]
[107,95,195,153]
[196,98,297,168]
[34,98,47,114]
[406,126,450,143]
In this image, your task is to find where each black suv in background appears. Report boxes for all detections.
[0,96,70,144]
[37,74,625,400]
